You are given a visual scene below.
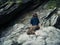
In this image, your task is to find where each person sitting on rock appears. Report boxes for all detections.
[27,13,40,35]
[30,13,40,31]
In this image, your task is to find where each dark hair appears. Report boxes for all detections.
[33,13,38,17]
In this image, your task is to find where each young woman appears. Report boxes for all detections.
[27,13,40,35]
[30,13,40,31]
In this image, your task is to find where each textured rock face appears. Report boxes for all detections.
[0,8,60,45]
[0,2,60,45]
[53,15,60,29]
[0,12,60,45]
[3,40,13,45]
[0,26,60,45]
[54,8,60,27]
[17,26,60,45]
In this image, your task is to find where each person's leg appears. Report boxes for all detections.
[34,25,40,30]
[27,26,35,35]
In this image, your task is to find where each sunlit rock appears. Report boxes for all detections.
[46,27,60,45]
[57,8,60,15]
[0,2,60,45]
[17,33,30,44]
[0,9,3,12]
[54,16,60,29]
[16,26,60,45]
[1,25,60,45]
[3,40,13,45]
[51,14,58,25]
[22,39,45,45]
[57,11,60,15]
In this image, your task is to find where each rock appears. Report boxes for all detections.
[0,3,60,45]
[35,30,48,39]
[0,9,3,12]
[3,3,14,10]
[57,11,60,15]
[17,26,60,45]
[13,24,25,30]
[3,40,13,45]
[11,41,19,45]
[51,14,58,26]
[22,39,45,45]
[57,8,60,15]
[17,33,30,44]
[54,16,60,29]
[45,27,60,45]
[1,26,60,45]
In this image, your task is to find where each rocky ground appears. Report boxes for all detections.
[0,25,60,45]
[0,2,60,45]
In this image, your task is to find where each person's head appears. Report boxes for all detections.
[33,13,38,17]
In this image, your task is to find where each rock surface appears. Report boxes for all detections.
[0,26,60,45]
[0,2,60,45]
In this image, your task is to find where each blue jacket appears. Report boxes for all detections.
[30,17,40,26]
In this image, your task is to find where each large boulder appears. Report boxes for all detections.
[1,26,60,45]
[54,16,60,29]
[17,26,60,45]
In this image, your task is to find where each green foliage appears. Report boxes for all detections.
[47,0,56,9]
[0,2,2,5]
[16,0,22,3]
[8,0,22,3]
[56,0,60,7]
